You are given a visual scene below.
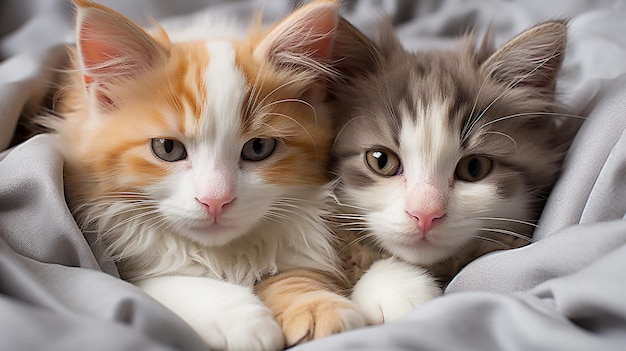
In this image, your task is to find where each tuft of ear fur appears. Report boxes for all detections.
[326,17,382,110]
[331,17,382,80]
[73,0,168,110]
[481,20,568,91]
[375,18,404,60]
[254,0,339,78]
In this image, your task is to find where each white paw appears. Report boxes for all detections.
[351,257,442,324]
[137,276,284,350]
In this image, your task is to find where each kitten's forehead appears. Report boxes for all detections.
[398,99,460,182]
[196,40,247,160]
[363,50,515,155]
[154,39,249,169]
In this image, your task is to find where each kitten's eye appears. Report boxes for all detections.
[365,149,402,176]
[455,155,493,182]
[241,138,277,161]
[151,138,187,162]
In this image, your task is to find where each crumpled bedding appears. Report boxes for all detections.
[1,1,626,350]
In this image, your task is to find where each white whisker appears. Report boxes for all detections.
[463,72,491,140]
[471,235,512,247]
[258,111,317,158]
[249,77,303,118]
[331,115,372,154]
[476,217,539,228]
[462,51,561,142]
[258,98,318,127]
[339,231,377,252]
[485,131,518,150]
[482,111,586,128]
[478,228,532,242]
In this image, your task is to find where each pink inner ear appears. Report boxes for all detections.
[78,21,144,82]
[306,14,337,61]
[75,5,166,109]
[256,2,339,69]
[79,31,119,85]
[78,20,128,107]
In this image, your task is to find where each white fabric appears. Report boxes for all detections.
[1,1,625,350]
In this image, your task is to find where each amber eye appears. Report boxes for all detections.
[365,148,402,176]
[455,155,493,182]
[241,138,277,161]
[151,138,187,162]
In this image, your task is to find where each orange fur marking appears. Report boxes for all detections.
[234,40,333,186]
[256,269,358,347]
[58,36,212,197]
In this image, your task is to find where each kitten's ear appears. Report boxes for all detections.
[481,20,567,91]
[74,0,168,109]
[254,0,338,77]
[331,17,382,78]
[376,18,403,58]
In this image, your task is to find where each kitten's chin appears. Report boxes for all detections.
[381,236,461,266]
[178,222,248,248]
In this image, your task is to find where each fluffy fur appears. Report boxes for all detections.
[47,0,364,348]
[330,20,580,324]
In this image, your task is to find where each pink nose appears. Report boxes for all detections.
[196,195,235,219]
[408,210,445,234]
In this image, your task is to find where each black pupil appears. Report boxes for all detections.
[468,158,482,178]
[253,139,264,154]
[164,139,174,153]
[374,151,387,169]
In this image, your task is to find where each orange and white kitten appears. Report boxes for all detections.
[48,0,364,349]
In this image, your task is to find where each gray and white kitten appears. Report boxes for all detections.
[330,20,579,324]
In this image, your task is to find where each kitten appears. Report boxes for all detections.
[46,0,364,349]
[330,19,579,324]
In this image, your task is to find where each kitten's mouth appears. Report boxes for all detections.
[399,229,462,254]
[207,222,231,232]
[179,220,246,248]
[407,235,432,248]
[185,219,232,234]
[395,231,439,249]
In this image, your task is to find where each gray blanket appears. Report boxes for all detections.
[1,1,626,350]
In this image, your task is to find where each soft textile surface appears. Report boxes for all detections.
[1,1,626,350]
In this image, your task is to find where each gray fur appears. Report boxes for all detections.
[331,19,581,280]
